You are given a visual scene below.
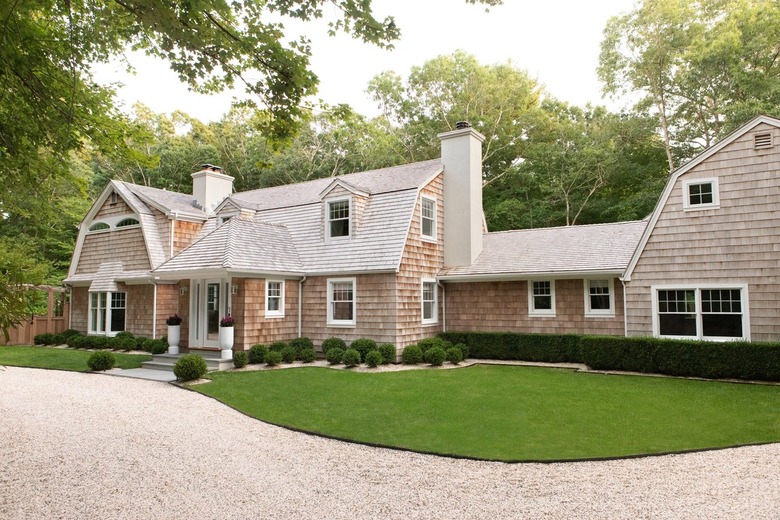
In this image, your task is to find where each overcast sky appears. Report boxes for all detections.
[93,0,637,122]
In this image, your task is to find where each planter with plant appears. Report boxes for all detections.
[166,314,182,354]
[219,315,235,359]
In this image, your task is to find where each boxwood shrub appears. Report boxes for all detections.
[248,344,268,364]
[87,351,116,371]
[424,346,446,366]
[364,350,383,368]
[290,337,314,358]
[378,343,396,364]
[34,333,65,346]
[342,348,361,368]
[321,337,346,354]
[350,338,377,362]
[61,329,81,339]
[326,347,344,365]
[265,350,282,366]
[233,351,248,369]
[141,339,168,355]
[300,348,317,363]
[402,344,423,365]
[269,341,288,353]
[417,337,452,357]
[280,345,296,363]
[446,346,463,364]
[174,354,208,381]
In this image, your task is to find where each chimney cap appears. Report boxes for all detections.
[455,121,471,129]
[197,163,224,173]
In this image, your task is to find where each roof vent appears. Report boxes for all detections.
[754,132,773,150]
[455,121,471,129]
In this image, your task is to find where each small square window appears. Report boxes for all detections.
[585,279,615,316]
[683,178,719,210]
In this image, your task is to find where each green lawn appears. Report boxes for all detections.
[196,365,780,461]
[0,345,152,372]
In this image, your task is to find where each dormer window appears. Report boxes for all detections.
[110,192,118,205]
[683,178,720,210]
[328,199,350,239]
[421,196,437,241]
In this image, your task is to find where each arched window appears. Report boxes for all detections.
[116,218,140,228]
[88,222,110,232]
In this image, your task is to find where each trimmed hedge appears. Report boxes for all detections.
[439,332,582,363]
[233,351,248,369]
[342,348,361,367]
[439,331,780,382]
[87,351,116,371]
[326,347,344,365]
[378,343,396,364]
[350,338,377,362]
[364,350,383,368]
[321,337,346,354]
[34,333,65,346]
[290,337,314,358]
[248,344,268,364]
[174,354,208,381]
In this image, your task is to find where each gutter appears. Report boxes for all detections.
[437,269,626,283]
[437,278,446,333]
[298,276,307,338]
[152,281,158,339]
[621,278,628,338]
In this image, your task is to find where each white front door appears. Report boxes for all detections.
[190,279,229,348]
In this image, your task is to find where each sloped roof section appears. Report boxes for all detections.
[230,159,442,211]
[440,220,648,279]
[124,183,207,219]
[154,217,303,275]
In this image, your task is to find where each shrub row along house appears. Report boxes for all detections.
[65,116,780,357]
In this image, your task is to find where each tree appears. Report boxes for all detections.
[0,238,50,342]
[599,0,780,170]
[367,51,543,186]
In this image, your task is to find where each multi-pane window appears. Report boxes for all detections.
[656,287,745,339]
[116,218,140,228]
[529,281,555,315]
[328,279,355,326]
[421,280,437,324]
[421,197,437,240]
[328,199,350,238]
[683,178,719,209]
[89,291,126,335]
[265,280,284,317]
[585,279,614,316]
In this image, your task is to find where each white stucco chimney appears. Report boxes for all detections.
[191,164,234,213]
[439,122,485,267]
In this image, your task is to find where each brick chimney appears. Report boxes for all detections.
[439,122,485,267]
[191,164,234,213]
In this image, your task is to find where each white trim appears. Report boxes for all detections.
[438,270,624,283]
[682,177,720,211]
[583,278,616,317]
[624,115,780,281]
[327,277,356,327]
[319,178,369,199]
[325,196,352,242]
[88,291,126,337]
[265,279,285,318]
[421,278,438,325]
[420,195,437,242]
[528,280,556,317]
[650,284,750,341]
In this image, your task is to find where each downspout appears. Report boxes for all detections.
[621,278,628,338]
[437,279,446,333]
[67,285,72,330]
[298,276,307,338]
[152,282,158,339]
[169,216,175,257]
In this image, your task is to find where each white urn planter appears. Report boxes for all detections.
[219,326,234,360]
[167,325,180,355]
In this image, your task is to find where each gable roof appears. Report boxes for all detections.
[154,217,304,277]
[227,159,442,212]
[439,220,648,281]
[623,114,780,281]
[123,183,208,220]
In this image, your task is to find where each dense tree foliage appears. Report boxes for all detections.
[599,0,780,169]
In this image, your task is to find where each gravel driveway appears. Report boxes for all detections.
[1,366,778,519]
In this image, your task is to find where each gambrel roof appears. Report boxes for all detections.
[439,220,648,281]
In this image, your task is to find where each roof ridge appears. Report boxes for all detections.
[486,219,647,236]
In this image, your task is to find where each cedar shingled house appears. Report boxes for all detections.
[65,116,780,354]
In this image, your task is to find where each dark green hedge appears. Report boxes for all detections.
[439,332,780,382]
[438,332,582,364]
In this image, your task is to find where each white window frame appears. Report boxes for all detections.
[421,279,438,325]
[218,212,238,226]
[420,196,437,242]
[326,197,351,241]
[651,284,750,341]
[88,291,126,336]
[327,277,356,327]
[528,280,556,317]
[682,177,720,211]
[583,278,615,317]
[265,280,285,318]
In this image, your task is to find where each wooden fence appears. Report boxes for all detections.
[2,286,70,346]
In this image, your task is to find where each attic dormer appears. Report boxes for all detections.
[319,179,369,242]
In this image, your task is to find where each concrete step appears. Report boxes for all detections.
[142,352,234,372]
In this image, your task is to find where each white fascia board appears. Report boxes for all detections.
[437,270,624,283]
[305,269,398,277]
[153,268,306,281]
[623,114,780,281]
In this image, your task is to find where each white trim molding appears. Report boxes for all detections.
[327,277,356,327]
[528,280,556,317]
[682,177,720,211]
[583,278,616,318]
[265,279,285,318]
